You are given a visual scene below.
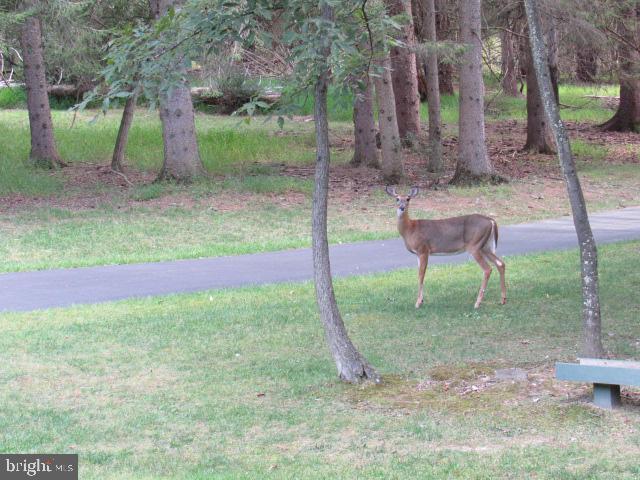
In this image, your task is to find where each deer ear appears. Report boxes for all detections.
[409,186,420,198]
[385,186,398,197]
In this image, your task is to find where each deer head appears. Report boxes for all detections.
[385,186,419,217]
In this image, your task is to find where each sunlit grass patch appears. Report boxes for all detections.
[572,139,609,162]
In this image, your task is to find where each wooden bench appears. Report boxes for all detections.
[555,358,640,409]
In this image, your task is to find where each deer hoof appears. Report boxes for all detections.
[501,298,507,305]
[415,300,423,309]
[474,302,481,309]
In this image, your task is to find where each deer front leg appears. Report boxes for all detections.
[471,251,492,309]
[416,253,429,308]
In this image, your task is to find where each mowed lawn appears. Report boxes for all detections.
[1,242,639,479]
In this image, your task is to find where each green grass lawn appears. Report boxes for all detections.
[0,242,639,479]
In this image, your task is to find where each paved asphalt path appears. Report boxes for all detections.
[2,207,639,312]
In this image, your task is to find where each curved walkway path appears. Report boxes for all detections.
[2,207,640,312]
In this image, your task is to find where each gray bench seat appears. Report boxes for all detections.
[555,358,640,409]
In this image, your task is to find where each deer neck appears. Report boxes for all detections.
[397,208,414,237]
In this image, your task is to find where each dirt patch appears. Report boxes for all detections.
[345,363,638,414]
[1,119,639,215]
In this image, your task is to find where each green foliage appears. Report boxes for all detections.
[222,174,313,194]
[0,86,26,108]
[130,183,165,201]
[84,0,401,120]
[209,61,265,114]
[0,111,62,195]
[1,1,150,86]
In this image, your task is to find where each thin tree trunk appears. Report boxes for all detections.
[576,47,597,83]
[436,0,455,95]
[151,0,205,182]
[547,16,559,104]
[423,0,443,173]
[524,34,555,154]
[412,0,428,101]
[524,0,604,358]
[500,28,519,96]
[313,5,379,384]
[111,90,138,172]
[20,13,64,168]
[452,0,493,183]
[374,55,404,184]
[385,0,421,141]
[351,79,379,168]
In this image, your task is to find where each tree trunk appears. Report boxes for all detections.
[500,28,519,96]
[601,7,640,132]
[546,16,560,104]
[452,0,493,183]
[351,79,379,168]
[601,80,640,132]
[20,13,64,168]
[422,0,443,173]
[111,90,138,172]
[524,0,604,359]
[385,0,421,141]
[374,55,404,184]
[576,47,597,83]
[436,0,455,95]
[151,0,205,182]
[523,34,555,154]
[313,5,379,384]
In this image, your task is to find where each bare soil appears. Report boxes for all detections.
[1,120,638,216]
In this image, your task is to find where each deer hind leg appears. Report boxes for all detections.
[483,250,506,305]
[470,250,492,309]
[416,252,429,309]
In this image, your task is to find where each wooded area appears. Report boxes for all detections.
[2,0,639,376]
[1,1,640,477]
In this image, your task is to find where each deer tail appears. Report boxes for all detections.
[491,220,498,253]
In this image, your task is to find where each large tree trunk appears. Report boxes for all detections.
[351,80,379,168]
[500,28,519,96]
[151,0,205,182]
[524,0,604,359]
[422,0,443,173]
[436,0,455,95]
[313,5,379,384]
[111,90,138,172]
[20,12,64,168]
[156,85,204,181]
[523,34,555,154]
[601,80,640,132]
[452,0,493,183]
[385,0,421,141]
[374,55,404,184]
[601,7,640,132]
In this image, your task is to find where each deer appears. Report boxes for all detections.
[385,186,506,309]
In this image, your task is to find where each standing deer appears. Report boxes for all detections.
[385,186,506,309]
